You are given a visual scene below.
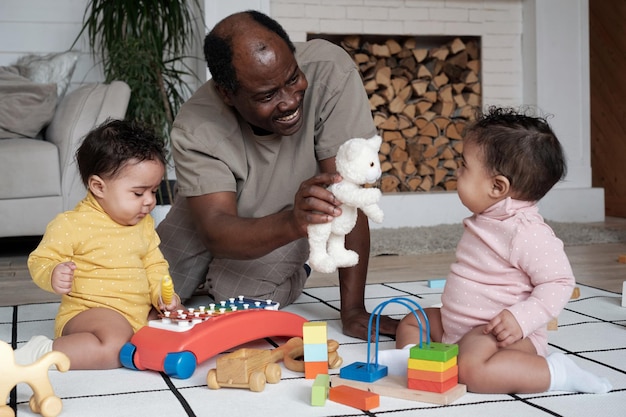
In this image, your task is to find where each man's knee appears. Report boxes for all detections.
[208,261,307,307]
[156,197,213,301]
[207,240,310,306]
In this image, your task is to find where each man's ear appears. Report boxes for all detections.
[88,175,106,198]
[489,174,510,198]
[215,84,233,106]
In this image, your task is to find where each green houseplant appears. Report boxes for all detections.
[72,0,203,204]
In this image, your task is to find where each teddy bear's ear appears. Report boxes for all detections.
[369,135,383,149]
[341,139,359,162]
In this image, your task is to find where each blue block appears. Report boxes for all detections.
[428,279,446,288]
[304,343,328,362]
[339,362,388,383]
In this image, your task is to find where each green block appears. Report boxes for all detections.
[311,374,330,406]
[409,342,458,362]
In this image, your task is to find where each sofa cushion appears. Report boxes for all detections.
[47,83,131,209]
[0,138,61,199]
[0,68,57,139]
[15,51,79,101]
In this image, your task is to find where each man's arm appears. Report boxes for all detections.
[187,169,342,260]
[339,197,399,340]
[315,158,399,340]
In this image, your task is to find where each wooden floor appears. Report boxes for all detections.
[308,216,626,295]
[1,218,625,307]
[308,243,626,294]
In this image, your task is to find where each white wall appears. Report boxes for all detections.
[0,0,603,226]
[0,0,103,90]
[0,0,206,93]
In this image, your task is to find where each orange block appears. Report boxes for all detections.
[407,375,458,393]
[329,384,379,410]
[407,365,458,382]
[305,360,328,379]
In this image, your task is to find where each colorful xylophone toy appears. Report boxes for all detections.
[120,296,307,379]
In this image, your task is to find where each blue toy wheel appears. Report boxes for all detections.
[163,351,197,379]
[119,343,138,370]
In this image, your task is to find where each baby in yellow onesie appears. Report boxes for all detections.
[15,119,182,370]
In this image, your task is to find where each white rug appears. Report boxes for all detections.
[3,281,625,417]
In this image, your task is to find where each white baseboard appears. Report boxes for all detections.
[151,188,605,230]
[372,187,605,229]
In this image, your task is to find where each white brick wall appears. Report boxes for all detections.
[267,0,603,226]
[0,0,522,106]
[271,0,524,106]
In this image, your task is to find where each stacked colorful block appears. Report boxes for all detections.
[303,321,328,379]
[311,374,330,406]
[407,342,459,393]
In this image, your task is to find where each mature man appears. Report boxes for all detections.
[157,10,397,340]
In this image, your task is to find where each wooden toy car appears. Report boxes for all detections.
[207,337,301,392]
[207,337,343,392]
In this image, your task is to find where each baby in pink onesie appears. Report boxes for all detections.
[379,106,612,395]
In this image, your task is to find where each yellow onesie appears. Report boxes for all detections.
[28,192,169,337]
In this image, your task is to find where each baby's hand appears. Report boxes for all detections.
[51,261,76,295]
[484,309,523,348]
[159,293,184,313]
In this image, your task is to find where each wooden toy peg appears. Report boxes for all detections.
[160,275,174,305]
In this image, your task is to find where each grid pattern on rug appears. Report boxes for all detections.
[2,281,625,417]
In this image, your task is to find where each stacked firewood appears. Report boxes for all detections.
[339,36,481,193]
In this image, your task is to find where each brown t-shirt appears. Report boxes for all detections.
[171,39,376,218]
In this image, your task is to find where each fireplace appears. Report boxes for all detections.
[206,1,604,227]
[309,33,481,194]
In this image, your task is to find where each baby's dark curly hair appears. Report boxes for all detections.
[75,119,167,187]
[204,10,295,94]
[463,106,567,201]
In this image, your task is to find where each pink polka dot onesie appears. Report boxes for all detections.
[441,197,575,356]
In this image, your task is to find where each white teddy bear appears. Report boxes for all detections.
[307,135,385,273]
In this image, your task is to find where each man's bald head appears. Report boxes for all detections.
[204,10,295,94]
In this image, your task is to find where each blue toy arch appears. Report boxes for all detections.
[339,297,433,383]
[368,297,431,367]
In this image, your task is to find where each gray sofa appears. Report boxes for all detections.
[0,81,131,238]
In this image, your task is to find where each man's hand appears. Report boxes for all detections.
[189,169,344,259]
[483,309,523,348]
[51,261,76,295]
[292,172,343,235]
[341,307,399,341]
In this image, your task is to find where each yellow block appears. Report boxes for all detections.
[408,356,457,372]
[303,321,327,344]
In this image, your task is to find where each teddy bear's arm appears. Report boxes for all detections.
[331,183,381,207]
[361,203,384,223]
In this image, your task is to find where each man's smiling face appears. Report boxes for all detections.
[219,28,308,137]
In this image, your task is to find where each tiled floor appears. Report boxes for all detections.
[2,218,625,416]
[2,280,624,417]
